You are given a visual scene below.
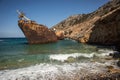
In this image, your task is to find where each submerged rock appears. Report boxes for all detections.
[117,61,120,67]
[18,20,58,44]
[109,48,120,67]
[109,51,120,59]
[115,45,120,52]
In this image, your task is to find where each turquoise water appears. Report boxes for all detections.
[0,38,113,70]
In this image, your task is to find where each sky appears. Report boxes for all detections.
[0,0,109,38]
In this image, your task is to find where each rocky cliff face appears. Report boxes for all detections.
[18,20,58,44]
[52,0,120,45]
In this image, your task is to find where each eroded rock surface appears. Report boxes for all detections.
[52,0,120,45]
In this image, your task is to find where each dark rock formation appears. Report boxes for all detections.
[18,20,58,44]
[51,0,120,45]
[117,61,120,67]
[115,45,120,52]
[109,51,120,59]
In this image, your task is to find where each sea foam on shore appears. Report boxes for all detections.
[0,47,117,80]
[0,60,118,80]
[49,53,94,62]
[49,49,113,62]
[0,55,118,80]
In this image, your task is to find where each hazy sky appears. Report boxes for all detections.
[0,0,109,37]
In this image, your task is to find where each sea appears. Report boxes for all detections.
[0,38,116,80]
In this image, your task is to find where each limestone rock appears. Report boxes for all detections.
[18,20,58,44]
[51,0,120,45]
[55,30,64,40]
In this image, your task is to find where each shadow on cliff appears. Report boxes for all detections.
[88,8,120,46]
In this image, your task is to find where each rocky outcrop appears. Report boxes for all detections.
[55,30,64,40]
[52,0,120,45]
[18,20,58,44]
[88,7,120,45]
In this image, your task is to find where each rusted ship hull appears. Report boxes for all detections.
[18,20,58,44]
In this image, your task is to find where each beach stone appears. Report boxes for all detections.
[112,51,120,59]
[117,61,120,67]
[109,53,113,56]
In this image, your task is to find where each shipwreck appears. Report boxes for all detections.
[17,10,58,44]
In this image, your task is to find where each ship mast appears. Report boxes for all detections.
[17,10,30,21]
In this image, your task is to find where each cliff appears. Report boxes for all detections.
[18,20,58,44]
[52,0,120,45]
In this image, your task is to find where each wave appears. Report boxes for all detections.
[97,49,114,56]
[49,53,94,62]
[0,60,117,80]
[49,49,114,62]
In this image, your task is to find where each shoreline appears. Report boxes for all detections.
[0,38,120,80]
[0,59,120,80]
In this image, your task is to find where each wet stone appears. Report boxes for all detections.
[117,60,120,67]
[109,51,120,59]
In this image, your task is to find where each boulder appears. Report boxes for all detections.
[55,30,64,40]
[117,61,120,67]
[109,51,120,59]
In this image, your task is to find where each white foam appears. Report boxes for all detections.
[49,53,95,62]
[49,49,114,62]
[18,59,24,62]
[0,60,118,80]
[0,48,115,80]
[98,49,114,56]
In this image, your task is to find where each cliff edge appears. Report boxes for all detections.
[52,0,120,45]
